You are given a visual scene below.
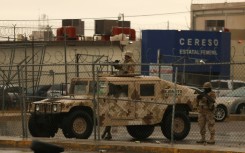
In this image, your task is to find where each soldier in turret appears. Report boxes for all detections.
[114,50,136,75]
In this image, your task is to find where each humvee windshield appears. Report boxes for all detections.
[72,81,88,95]
[72,81,99,95]
[70,80,109,96]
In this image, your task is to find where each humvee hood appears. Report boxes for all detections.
[33,95,92,104]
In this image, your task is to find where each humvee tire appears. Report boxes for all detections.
[126,125,155,140]
[28,115,57,137]
[161,111,190,140]
[62,111,93,139]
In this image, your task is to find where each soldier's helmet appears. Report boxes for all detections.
[203,82,212,88]
[124,51,133,58]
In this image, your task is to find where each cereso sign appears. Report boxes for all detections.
[141,30,231,75]
[178,38,219,56]
[179,37,219,47]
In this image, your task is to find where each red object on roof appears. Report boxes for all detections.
[56,26,78,41]
[111,26,136,41]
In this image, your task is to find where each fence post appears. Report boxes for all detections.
[96,67,100,140]
[92,63,97,140]
[157,49,161,78]
[17,65,28,138]
[171,67,178,144]
[1,70,5,111]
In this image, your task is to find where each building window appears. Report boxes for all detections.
[205,20,225,31]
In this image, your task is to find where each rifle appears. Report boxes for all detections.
[196,90,215,110]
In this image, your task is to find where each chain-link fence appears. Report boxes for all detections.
[0,62,245,148]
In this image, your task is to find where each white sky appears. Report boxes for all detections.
[0,0,192,30]
[1,0,244,36]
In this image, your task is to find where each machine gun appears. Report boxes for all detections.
[112,60,122,70]
[102,60,122,75]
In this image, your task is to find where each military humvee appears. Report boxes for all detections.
[28,75,196,140]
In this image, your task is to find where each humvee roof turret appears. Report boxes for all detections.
[28,75,197,140]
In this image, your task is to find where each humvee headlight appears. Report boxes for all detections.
[53,104,57,112]
[35,104,40,112]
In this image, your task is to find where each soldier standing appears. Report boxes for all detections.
[196,82,216,144]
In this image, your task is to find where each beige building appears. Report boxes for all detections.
[191,2,245,80]
[191,2,245,61]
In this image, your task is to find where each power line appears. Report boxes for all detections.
[0,11,191,22]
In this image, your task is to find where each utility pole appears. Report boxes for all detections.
[64,27,68,92]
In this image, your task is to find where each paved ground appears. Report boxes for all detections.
[0,148,98,153]
[0,112,245,153]
[0,136,244,153]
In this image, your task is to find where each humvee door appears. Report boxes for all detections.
[100,81,135,120]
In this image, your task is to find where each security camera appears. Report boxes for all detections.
[128,41,133,44]
[200,60,205,64]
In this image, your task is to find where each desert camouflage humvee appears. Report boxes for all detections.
[28,75,197,140]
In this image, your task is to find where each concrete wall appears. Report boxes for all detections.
[191,2,245,80]
[0,40,141,86]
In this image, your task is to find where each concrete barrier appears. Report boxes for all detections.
[0,136,244,153]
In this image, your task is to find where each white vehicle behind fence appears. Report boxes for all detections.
[211,80,245,97]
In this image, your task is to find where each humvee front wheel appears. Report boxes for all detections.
[62,111,93,139]
[28,115,57,137]
[126,125,154,140]
[161,112,190,141]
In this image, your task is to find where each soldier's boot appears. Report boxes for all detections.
[105,133,112,140]
[196,135,206,143]
[207,135,215,144]
[101,132,106,139]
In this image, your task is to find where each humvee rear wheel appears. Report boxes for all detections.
[62,111,93,139]
[161,112,190,141]
[28,115,57,137]
[126,125,154,140]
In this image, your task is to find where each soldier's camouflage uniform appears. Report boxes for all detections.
[196,83,216,144]
[119,58,135,74]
